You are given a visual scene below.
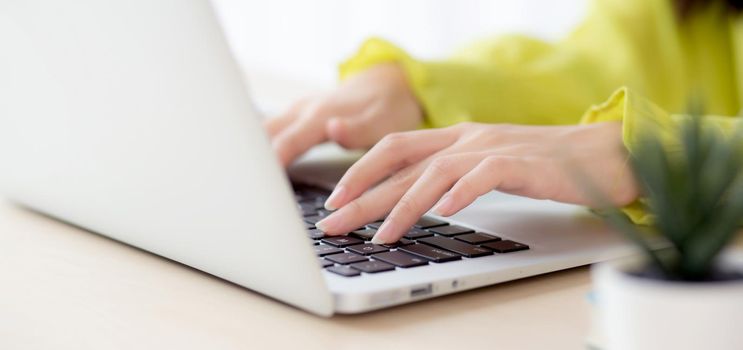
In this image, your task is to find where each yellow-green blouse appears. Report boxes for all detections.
[339,0,743,224]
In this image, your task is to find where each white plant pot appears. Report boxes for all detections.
[592,253,743,350]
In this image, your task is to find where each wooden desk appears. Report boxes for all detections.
[0,199,593,349]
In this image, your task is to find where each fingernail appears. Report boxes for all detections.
[372,219,398,245]
[432,194,453,216]
[324,185,346,211]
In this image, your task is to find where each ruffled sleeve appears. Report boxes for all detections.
[338,35,620,129]
[581,87,742,224]
[580,87,676,225]
[337,0,693,131]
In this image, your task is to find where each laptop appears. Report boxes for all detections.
[0,0,634,316]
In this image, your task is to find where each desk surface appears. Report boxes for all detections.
[0,199,595,349]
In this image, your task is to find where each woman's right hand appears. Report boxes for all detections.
[265,64,424,167]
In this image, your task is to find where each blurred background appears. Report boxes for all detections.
[212,0,587,112]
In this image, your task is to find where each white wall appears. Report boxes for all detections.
[213,0,587,88]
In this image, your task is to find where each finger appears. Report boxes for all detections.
[326,113,384,150]
[316,151,479,238]
[272,104,331,167]
[315,167,416,235]
[433,156,528,216]
[324,128,459,210]
[371,153,484,244]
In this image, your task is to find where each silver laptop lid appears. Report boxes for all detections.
[0,0,333,315]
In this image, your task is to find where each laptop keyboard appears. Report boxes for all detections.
[294,184,530,278]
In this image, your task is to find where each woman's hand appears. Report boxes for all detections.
[315,121,639,244]
[265,64,423,167]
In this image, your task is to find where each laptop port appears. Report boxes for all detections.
[410,284,433,298]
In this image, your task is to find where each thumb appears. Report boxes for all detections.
[326,116,381,149]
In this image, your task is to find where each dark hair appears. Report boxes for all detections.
[675,0,743,17]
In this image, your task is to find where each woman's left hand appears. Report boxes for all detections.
[315,121,639,244]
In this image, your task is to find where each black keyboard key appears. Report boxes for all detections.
[347,243,389,256]
[414,217,448,229]
[297,189,327,200]
[372,251,428,268]
[304,222,316,230]
[294,185,319,196]
[418,236,492,258]
[316,209,333,217]
[304,215,325,224]
[327,265,361,277]
[295,192,313,201]
[381,238,413,248]
[319,258,334,268]
[299,203,318,216]
[314,245,344,256]
[350,228,377,241]
[299,197,326,209]
[307,229,325,240]
[321,236,364,248]
[404,228,434,240]
[400,244,462,263]
[325,252,369,265]
[427,225,474,237]
[350,260,396,273]
[482,240,530,253]
[454,232,500,244]
[366,221,384,229]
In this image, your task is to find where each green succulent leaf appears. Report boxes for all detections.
[601,107,743,281]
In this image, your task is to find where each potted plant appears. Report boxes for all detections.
[590,115,743,350]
